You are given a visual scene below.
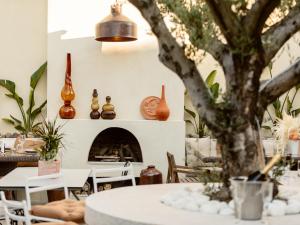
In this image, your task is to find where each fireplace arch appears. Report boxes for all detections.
[88,127,143,163]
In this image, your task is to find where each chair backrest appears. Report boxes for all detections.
[25,173,68,210]
[92,163,136,193]
[0,191,63,225]
[0,191,31,225]
[166,152,179,183]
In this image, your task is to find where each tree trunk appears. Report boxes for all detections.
[219,123,265,186]
[210,123,265,201]
[211,53,266,200]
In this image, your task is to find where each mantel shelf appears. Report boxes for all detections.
[57,118,184,123]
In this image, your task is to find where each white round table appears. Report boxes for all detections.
[85,183,300,225]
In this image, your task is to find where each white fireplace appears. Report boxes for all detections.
[60,119,185,178]
[47,0,186,179]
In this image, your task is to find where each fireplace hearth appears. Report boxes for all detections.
[88,127,143,163]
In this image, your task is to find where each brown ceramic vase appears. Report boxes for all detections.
[59,53,76,119]
[139,165,163,185]
[155,85,170,121]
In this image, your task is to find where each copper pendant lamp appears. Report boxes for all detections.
[95,2,137,42]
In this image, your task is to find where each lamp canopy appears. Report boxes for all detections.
[95,3,137,42]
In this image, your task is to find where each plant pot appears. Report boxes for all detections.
[210,138,217,157]
[262,138,276,156]
[38,160,61,176]
[185,137,211,167]
[287,140,300,156]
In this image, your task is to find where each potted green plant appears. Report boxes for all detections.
[0,62,47,137]
[34,118,65,176]
[185,70,221,166]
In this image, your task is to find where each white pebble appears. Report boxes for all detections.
[272,200,287,207]
[267,203,286,216]
[219,207,234,216]
[201,201,222,214]
[285,203,300,215]
[228,200,235,209]
[184,201,200,211]
[173,197,190,209]
[193,195,210,206]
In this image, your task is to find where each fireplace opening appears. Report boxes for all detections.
[88,127,143,163]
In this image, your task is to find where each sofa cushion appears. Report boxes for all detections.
[37,222,78,225]
[31,199,85,223]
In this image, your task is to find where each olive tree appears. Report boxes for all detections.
[129,0,300,199]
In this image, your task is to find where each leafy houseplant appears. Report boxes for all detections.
[185,70,221,166]
[0,63,47,137]
[34,118,65,175]
[185,70,220,138]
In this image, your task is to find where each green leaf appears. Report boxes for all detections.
[184,107,196,119]
[14,125,26,133]
[27,89,35,115]
[296,84,300,91]
[287,96,293,114]
[30,62,47,89]
[5,93,23,106]
[31,100,47,121]
[2,118,15,125]
[262,125,271,130]
[0,80,16,94]
[272,98,282,118]
[9,115,22,124]
[210,83,219,100]
[32,122,42,129]
[5,94,15,99]
[272,98,281,111]
[185,120,194,126]
[205,70,217,87]
[291,108,300,117]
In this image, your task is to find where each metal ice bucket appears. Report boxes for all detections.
[230,177,273,220]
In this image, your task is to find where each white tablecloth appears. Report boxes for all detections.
[85,183,300,225]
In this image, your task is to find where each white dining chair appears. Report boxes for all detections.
[25,173,69,210]
[0,191,63,225]
[0,199,6,225]
[92,163,136,193]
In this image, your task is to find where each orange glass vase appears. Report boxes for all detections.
[59,53,76,119]
[156,85,170,121]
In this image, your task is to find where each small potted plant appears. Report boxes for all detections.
[34,118,64,176]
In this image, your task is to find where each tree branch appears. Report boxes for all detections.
[259,59,300,108]
[159,0,228,66]
[204,0,241,47]
[244,0,280,38]
[129,0,223,131]
[262,4,300,64]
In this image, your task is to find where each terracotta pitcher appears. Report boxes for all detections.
[139,165,162,185]
[156,85,170,121]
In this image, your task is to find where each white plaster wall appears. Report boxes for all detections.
[47,0,185,121]
[0,0,47,133]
